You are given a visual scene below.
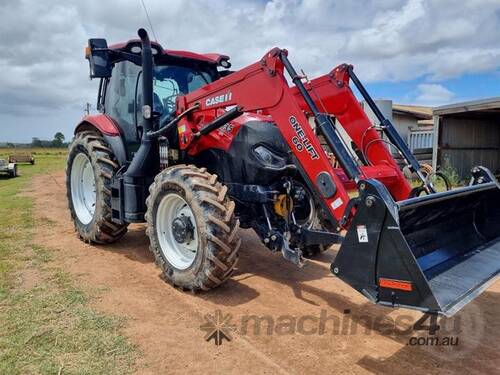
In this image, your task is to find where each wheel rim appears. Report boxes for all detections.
[71,153,96,225]
[156,193,199,270]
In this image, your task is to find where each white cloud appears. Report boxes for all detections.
[0,0,499,141]
[415,83,455,105]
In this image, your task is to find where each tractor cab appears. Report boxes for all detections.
[86,37,228,159]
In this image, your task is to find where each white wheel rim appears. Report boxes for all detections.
[156,193,198,270]
[71,153,96,225]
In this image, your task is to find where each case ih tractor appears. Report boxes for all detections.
[67,29,500,316]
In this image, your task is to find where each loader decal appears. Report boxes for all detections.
[356,225,368,243]
[289,116,319,160]
[205,91,233,107]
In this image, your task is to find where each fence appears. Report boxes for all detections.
[408,130,434,152]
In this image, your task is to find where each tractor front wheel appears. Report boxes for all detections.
[146,165,241,291]
[66,131,128,243]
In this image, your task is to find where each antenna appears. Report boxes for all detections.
[140,0,159,42]
[84,102,91,115]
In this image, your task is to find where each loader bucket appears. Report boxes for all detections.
[332,176,500,316]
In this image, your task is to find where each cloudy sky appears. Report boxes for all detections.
[0,0,499,142]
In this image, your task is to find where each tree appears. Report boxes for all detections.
[54,132,65,143]
[52,132,65,148]
[31,137,42,148]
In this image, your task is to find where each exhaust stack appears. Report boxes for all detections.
[122,28,159,221]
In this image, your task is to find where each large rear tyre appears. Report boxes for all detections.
[145,165,241,291]
[66,131,128,243]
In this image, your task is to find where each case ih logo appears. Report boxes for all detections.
[205,91,233,107]
[289,116,319,160]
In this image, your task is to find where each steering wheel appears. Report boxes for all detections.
[163,94,178,115]
[153,93,164,114]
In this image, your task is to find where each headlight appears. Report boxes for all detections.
[253,145,286,168]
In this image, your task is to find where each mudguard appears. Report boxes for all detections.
[75,114,127,166]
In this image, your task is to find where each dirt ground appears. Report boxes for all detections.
[31,171,500,374]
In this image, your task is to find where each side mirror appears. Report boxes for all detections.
[86,38,112,79]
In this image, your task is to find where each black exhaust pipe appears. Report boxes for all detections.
[137,28,154,134]
[122,28,159,221]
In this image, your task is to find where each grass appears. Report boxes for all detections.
[0,147,68,156]
[0,149,136,374]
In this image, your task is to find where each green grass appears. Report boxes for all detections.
[0,149,136,374]
[0,147,68,156]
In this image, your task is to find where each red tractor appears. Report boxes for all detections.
[67,29,500,316]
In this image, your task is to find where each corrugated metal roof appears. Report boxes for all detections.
[433,97,500,115]
[393,104,433,119]
[418,119,434,126]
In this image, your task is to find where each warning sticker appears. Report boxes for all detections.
[357,225,368,243]
[331,197,343,210]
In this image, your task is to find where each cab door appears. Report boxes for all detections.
[104,61,142,159]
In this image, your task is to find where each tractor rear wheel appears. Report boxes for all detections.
[145,165,241,291]
[66,131,128,243]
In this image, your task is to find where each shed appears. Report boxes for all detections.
[393,104,434,158]
[362,101,434,165]
[432,97,500,180]
[393,104,433,137]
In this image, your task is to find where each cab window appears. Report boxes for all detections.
[153,65,214,117]
[104,61,141,127]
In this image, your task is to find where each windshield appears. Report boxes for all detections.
[153,65,213,116]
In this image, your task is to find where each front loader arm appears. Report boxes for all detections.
[177,48,354,225]
[289,65,412,200]
[176,48,418,226]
